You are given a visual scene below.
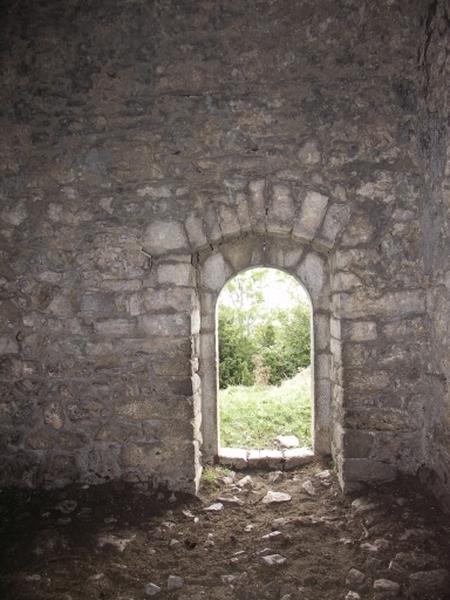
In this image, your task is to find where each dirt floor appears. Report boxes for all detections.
[1,459,450,600]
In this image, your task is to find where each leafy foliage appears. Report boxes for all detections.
[218,268,311,388]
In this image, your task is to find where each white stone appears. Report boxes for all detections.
[261,554,287,566]
[319,203,350,248]
[302,480,316,496]
[144,582,161,596]
[157,263,194,286]
[292,191,328,241]
[262,491,292,504]
[201,253,231,291]
[97,534,136,553]
[346,568,365,586]
[167,575,184,591]
[143,221,188,255]
[345,592,361,600]
[139,313,190,337]
[204,502,224,511]
[275,435,300,448]
[297,253,326,301]
[185,213,208,249]
[373,579,400,595]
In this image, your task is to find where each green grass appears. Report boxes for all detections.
[219,367,312,450]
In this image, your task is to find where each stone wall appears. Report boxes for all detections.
[417,0,450,510]
[0,0,446,496]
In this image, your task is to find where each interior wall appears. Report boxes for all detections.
[0,0,438,495]
[417,0,450,509]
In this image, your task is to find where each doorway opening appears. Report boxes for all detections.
[216,267,313,467]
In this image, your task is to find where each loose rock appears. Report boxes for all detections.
[261,554,287,567]
[302,480,316,496]
[144,583,161,596]
[373,579,400,595]
[275,435,300,448]
[346,568,365,587]
[167,575,184,591]
[262,491,292,504]
[204,502,224,511]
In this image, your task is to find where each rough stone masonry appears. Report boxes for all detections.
[0,0,449,503]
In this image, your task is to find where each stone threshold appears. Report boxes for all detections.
[218,447,314,471]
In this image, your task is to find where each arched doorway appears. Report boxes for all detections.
[196,235,332,467]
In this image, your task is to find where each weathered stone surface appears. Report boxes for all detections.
[0,0,447,504]
[292,191,328,241]
[143,221,188,255]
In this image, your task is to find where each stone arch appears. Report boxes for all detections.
[194,233,332,462]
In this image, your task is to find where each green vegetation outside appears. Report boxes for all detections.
[219,367,312,449]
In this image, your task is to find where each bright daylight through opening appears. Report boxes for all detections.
[217,267,312,453]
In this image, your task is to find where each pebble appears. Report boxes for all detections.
[262,530,284,541]
[144,583,161,596]
[302,480,315,496]
[217,495,244,506]
[167,575,184,591]
[169,538,182,550]
[275,435,300,448]
[236,475,254,488]
[345,592,361,600]
[221,574,239,584]
[261,553,287,567]
[204,502,224,511]
[316,469,331,479]
[262,491,292,504]
[351,498,378,513]
[97,534,135,553]
[55,500,78,514]
[268,470,284,484]
[373,579,400,595]
[345,568,365,587]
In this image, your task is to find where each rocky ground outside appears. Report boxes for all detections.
[1,460,450,600]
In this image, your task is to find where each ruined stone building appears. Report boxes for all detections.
[0,0,449,508]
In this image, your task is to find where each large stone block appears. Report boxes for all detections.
[201,253,232,291]
[143,221,188,255]
[138,313,191,337]
[157,263,195,287]
[292,191,328,241]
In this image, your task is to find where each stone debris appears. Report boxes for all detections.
[167,575,184,591]
[262,491,292,504]
[236,475,254,488]
[217,495,244,506]
[315,469,331,479]
[408,569,449,596]
[373,579,400,595]
[301,480,316,496]
[244,523,255,532]
[351,498,378,513]
[97,534,135,553]
[262,530,284,541]
[275,435,300,448]
[267,470,284,484]
[261,554,287,567]
[345,592,361,600]
[144,582,161,596]
[360,542,380,553]
[221,574,239,584]
[204,502,224,511]
[345,568,365,587]
[55,500,78,514]
[169,538,182,550]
